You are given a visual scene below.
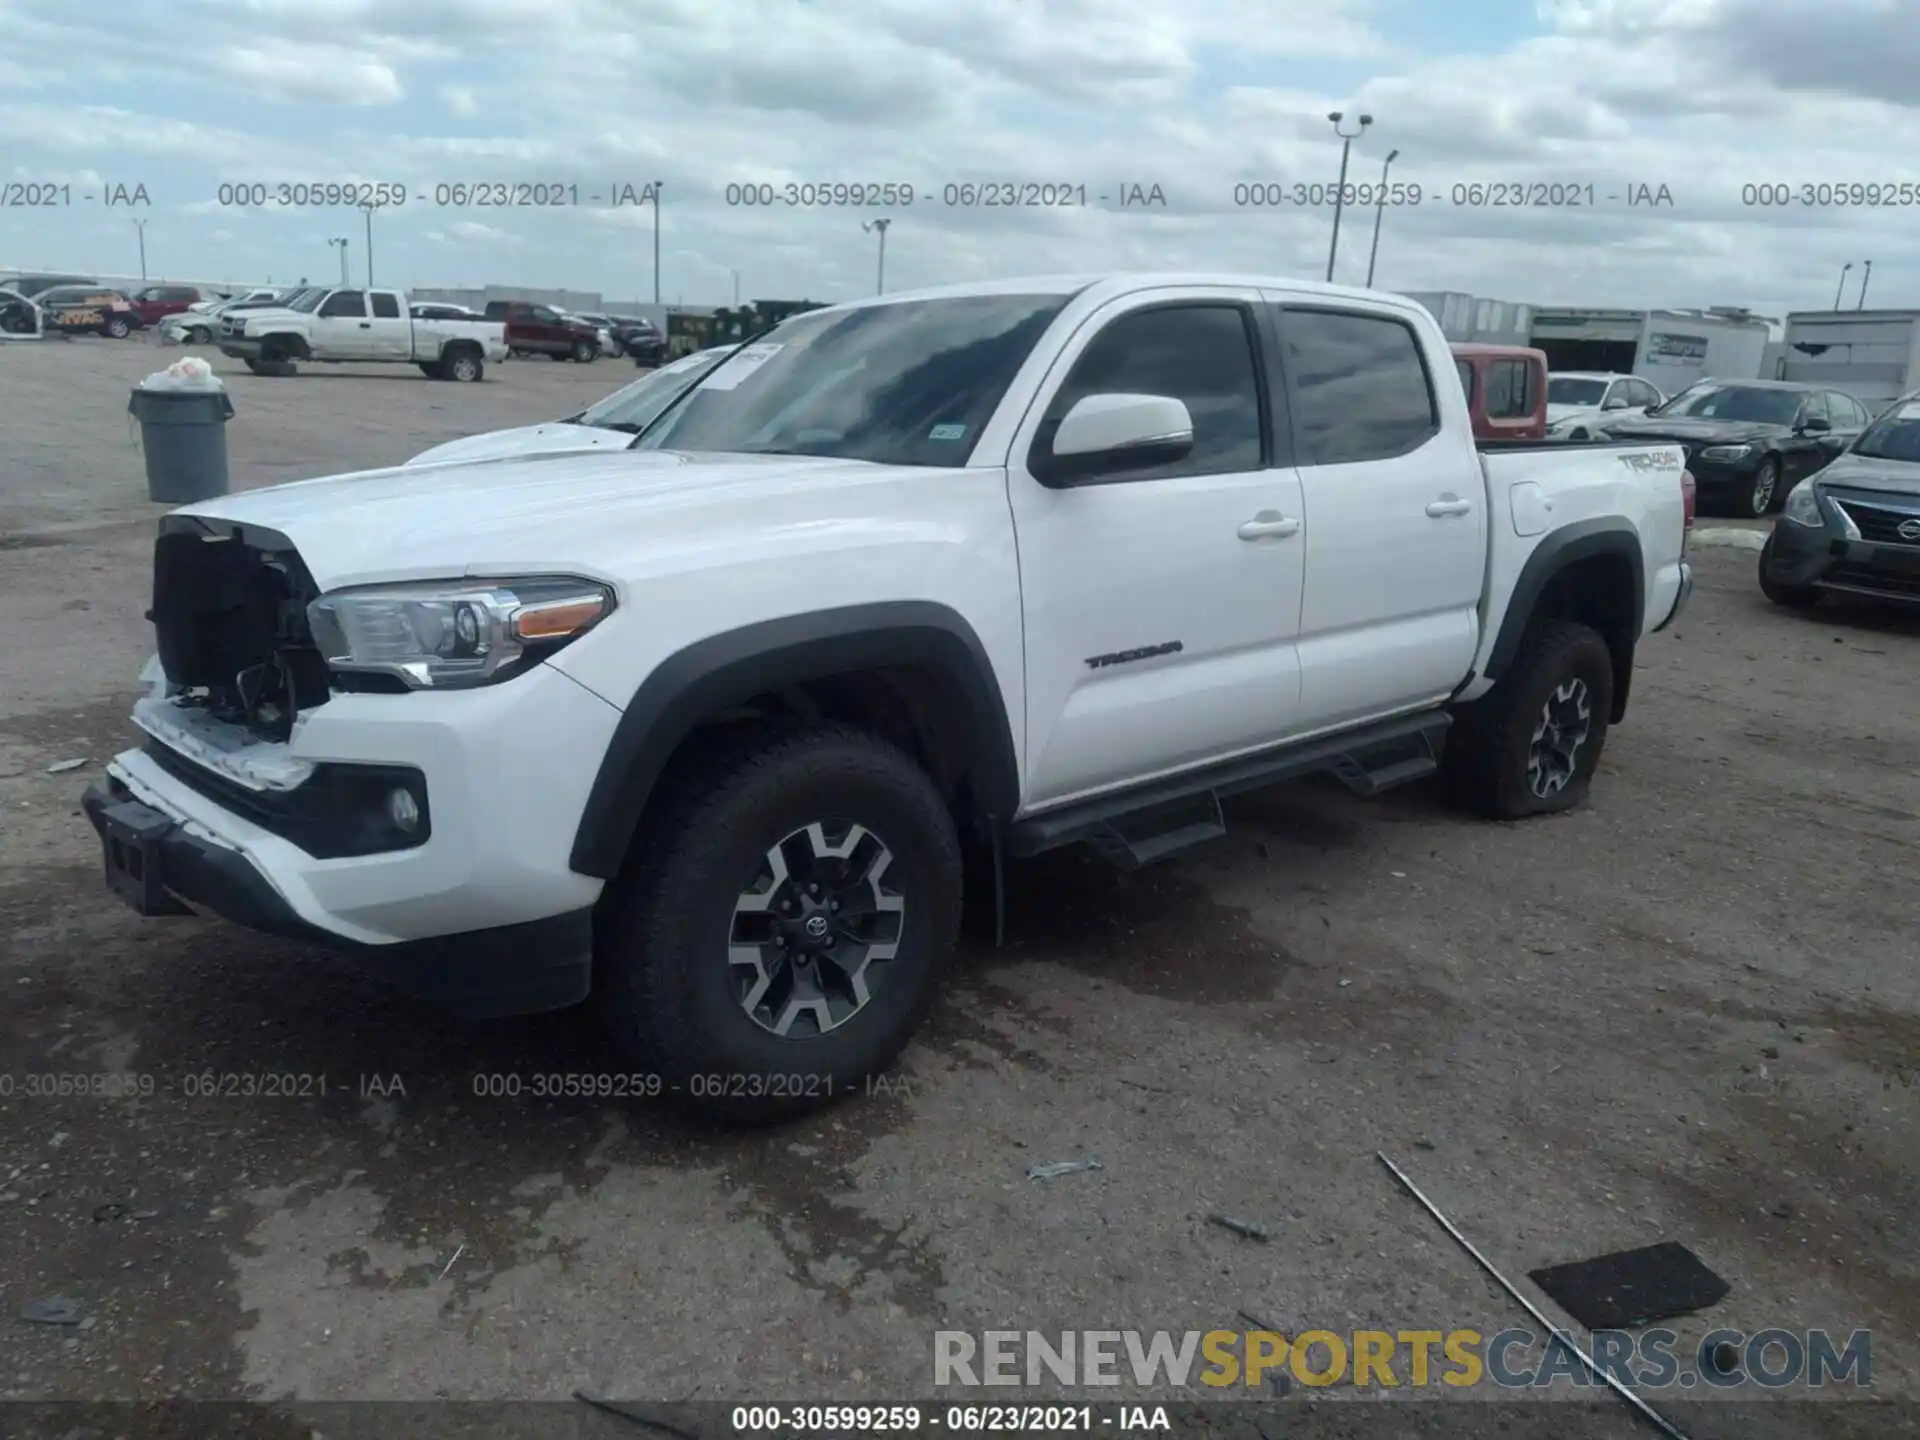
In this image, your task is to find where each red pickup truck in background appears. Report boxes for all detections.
[1451,343,1549,442]
[128,284,217,328]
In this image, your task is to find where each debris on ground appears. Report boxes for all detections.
[573,1392,703,1439]
[44,758,87,774]
[1025,1158,1102,1181]
[20,1297,83,1326]
[1207,1213,1270,1242]
[1528,1241,1731,1330]
[91,1203,127,1223]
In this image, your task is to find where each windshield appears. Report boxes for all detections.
[1652,384,1802,425]
[637,293,1070,466]
[577,350,733,431]
[1851,400,1920,462]
[1547,377,1607,405]
[283,288,328,313]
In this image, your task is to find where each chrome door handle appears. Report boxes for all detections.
[1426,496,1472,517]
[1238,513,1301,540]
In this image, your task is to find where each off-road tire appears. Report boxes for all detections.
[1443,619,1614,819]
[1757,536,1821,609]
[594,724,963,1124]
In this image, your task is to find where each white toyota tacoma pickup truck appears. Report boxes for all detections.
[84,273,1693,1121]
[217,285,506,381]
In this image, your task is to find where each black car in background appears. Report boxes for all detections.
[1759,392,1920,611]
[1599,379,1870,517]
[611,315,667,365]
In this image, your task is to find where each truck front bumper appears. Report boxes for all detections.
[216,337,263,359]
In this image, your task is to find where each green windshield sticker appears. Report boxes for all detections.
[928,423,967,441]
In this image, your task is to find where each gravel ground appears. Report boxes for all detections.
[1,337,1916,1439]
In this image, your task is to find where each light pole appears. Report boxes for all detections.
[732,269,742,306]
[649,181,663,304]
[863,217,891,294]
[359,204,376,286]
[1325,110,1372,283]
[133,217,148,282]
[1833,262,1851,311]
[328,237,348,285]
[1858,259,1873,309]
[1365,148,1398,288]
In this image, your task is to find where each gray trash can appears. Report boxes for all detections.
[128,386,235,504]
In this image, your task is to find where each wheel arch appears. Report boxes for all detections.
[568,601,1021,879]
[1485,521,1645,724]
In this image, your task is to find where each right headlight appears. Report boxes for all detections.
[1780,480,1823,528]
[307,576,614,689]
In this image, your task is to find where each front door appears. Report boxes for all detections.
[1005,288,1307,810]
[1268,297,1486,731]
[313,289,376,358]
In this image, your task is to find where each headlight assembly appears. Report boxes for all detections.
[1699,444,1753,462]
[307,576,613,689]
[1780,480,1823,529]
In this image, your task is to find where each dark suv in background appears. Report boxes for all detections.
[485,301,601,362]
[611,316,668,366]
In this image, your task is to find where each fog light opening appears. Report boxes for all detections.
[387,787,421,833]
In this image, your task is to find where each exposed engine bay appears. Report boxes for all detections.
[150,523,334,742]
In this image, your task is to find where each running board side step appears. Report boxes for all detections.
[1008,709,1450,868]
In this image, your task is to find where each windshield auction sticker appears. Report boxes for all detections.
[700,342,784,391]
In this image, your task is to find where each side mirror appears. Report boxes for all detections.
[1798,415,1831,433]
[1040,393,1194,485]
[1602,395,1630,410]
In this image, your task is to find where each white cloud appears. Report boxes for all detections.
[0,0,1910,317]
[213,42,403,104]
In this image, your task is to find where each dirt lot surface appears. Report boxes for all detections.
[1,337,1916,1439]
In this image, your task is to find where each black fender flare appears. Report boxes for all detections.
[568,601,1020,879]
[1483,519,1645,721]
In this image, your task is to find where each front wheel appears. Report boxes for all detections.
[1443,619,1615,819]
[594,724,963,1124]
[1743,457,1781,517]
[1757,536,1821,609]
[571,339,596,363]
[186,326,210,344]
[104,315,131,339]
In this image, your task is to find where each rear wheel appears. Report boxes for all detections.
[1443,619,1614,819]
[571,339,596,363]
[104,314,131,339]
[1757,536,1821,609]
[443,348,483,382]
[594,724,962,1124]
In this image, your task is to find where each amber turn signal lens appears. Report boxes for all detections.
[511,596,606,640]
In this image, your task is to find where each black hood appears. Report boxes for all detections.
[1816,451,1920,498]
[1599,415,1790,445]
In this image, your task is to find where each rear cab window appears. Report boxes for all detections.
[1274,306,1439,464]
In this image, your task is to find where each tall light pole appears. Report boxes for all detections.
[863,217,891,294]
[1365,148,1398,288]
[328,237,348,285]
[1858,259,1873,310]
[732,269,742,306]
[1833,262,1851,311]
[649,181,664,305]
[1325,110,1372,283]
[133,217,148,282]
[360,203,375,286]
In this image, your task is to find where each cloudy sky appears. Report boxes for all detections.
[1,0,1913,316]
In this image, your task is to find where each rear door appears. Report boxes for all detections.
[366,290,412,359]
[313,288,375,357]
[1007,287,1308,807]
[1268,296,1486,731]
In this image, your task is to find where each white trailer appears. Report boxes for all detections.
[1777,310,1920,411]
[1527,308,1770,396]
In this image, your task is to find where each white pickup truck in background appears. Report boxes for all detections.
[217,286,507,381]
[85,272,1692,1122]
